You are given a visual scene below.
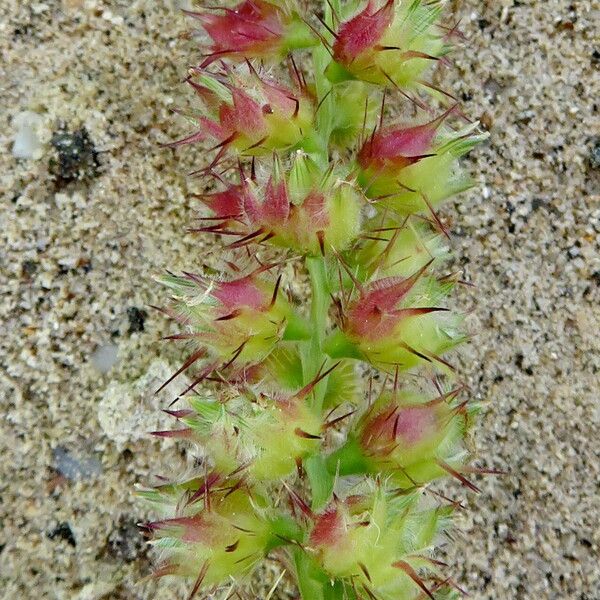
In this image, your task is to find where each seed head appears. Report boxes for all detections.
[145,0,491,596]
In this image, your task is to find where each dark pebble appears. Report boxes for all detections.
[121,448,134,463]
[21,260,38,279]
[48,522,76,547]
[531,198,545,211]
[106,518,146,562]
[589,139,600,169]
[127,307,147,333]
[49,127,100,186]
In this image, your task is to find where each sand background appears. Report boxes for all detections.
[1,1,599,599]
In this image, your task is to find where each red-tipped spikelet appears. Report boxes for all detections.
[142,479,276,589]
[186,1,316,67]
[329,388,478,488]
[326,0,449,91]
[157,266,299,369]
[325,264,463,370]
[197,153,363,254]
[143,1,490,598]
[165,67,315,161]
[307,482,457,598]
[357,108,487,214]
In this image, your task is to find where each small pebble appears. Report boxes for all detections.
[589,140,600,169]
[531,198,545,211]
[91,344,119,373]
[53,446,102,480]
[106,518,146,562]
[127,307,147,333]
[21,260,38,279]
[12,111,44,160]
[49,127,100,185]
[47,522,76,547]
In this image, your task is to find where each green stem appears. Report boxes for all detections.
[310,0,339,168]
[307,255,328,346]
[303,254,330,414]
[294,4,346,599]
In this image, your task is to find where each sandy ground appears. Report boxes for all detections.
[1,1,599,599]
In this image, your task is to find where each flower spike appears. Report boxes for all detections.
[144,1,490,598]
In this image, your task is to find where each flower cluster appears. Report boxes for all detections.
[307,482,458,598]
[186,1,316,66]
[327,0,449,91]
[142,1,489,598]
[197,153,363,254]
[165,67,315,161]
